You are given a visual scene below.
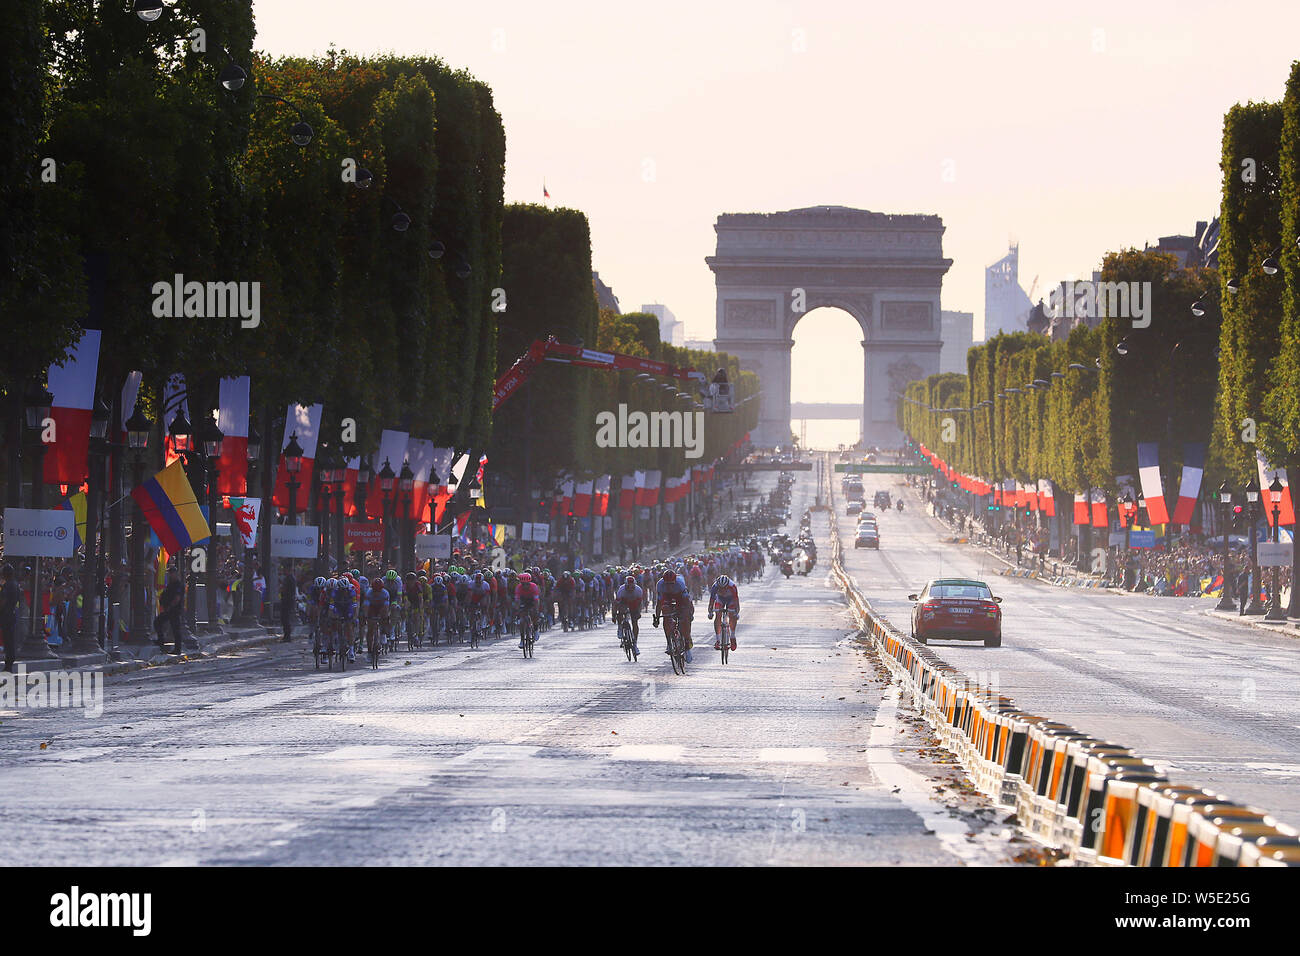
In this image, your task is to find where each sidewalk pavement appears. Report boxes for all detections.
[11,621,278,676]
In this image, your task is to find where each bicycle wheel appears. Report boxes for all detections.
[720,623,729,665]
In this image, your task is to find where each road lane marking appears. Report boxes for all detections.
[610,745,684,761]
[757,747,828,763]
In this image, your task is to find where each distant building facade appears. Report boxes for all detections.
[983,243,1034,340]
[642,303,683,347]
[593,271,620,312]
[1144,218,1220,270]
[940,310,974,374]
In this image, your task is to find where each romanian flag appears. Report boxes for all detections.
[131,459,211,555]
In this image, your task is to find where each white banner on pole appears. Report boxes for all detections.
[2,509,75,557]
[1258,542,1293,567]
[270,524,319,558]
[415,534,452,559]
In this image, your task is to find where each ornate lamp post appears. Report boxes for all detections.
[236,421,261,624]
[468,475,484,557]
[1216,482,1237,612]
[399,460,415,574]
[1266,477,1288,621]
[283,432,304,525]
[1244,477,1264,614]
[17,383,56,660]
[376,458,396,569]
[315,446,337,576]
[125,403,154,643]
[68,396,112,658]
[199,416,224,629]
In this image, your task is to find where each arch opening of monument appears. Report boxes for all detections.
[790,307,865,449]
[706,206,951,449]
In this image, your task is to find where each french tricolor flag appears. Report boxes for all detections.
[429,447,456,524]
[1136,443,1171,524]
[405,438,437,521]
[43,329,102,485]
[640,470,662,507]
[366,429,410,520]
[573,478,594,517]
[216,376,250,495]
[1073,492,1089,525]
[1256,451,1296,527]
[619,475,636,511]
[594,475,612,516]
[272,403,322,516]
[1170,442,1205,525]
[557,477,574,516]
[1090,488,1109,527]
[342,455,361,517]
[1037,479,1055,517]
[633,470,647,508]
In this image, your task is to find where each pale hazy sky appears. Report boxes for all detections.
[254,0,1300,405]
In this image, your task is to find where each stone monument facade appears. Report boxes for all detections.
[706,206,950,448]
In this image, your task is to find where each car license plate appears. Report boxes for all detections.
[950,607,972,614]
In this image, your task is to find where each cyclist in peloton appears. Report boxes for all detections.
[613,574,644,656]
[332,575,358,661]
[652,568,694,662]
[366,575,390,647]
[515,572,541,647]
[707,573,740,652]
[468,571,493,631]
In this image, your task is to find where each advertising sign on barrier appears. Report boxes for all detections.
[415,534,451,559]
[1258,542,1293,567]
[2,508,75,557]
[270,524,319,558]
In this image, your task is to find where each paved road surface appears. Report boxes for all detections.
[0,471,1017,866]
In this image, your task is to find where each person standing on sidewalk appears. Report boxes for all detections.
[155,567,185,654]
[1,564,20,673]
[1236,567,1251,616]
[279,564,297,642]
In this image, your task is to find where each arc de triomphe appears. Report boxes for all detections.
[706,206,951,448]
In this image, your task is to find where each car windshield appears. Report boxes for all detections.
[929,584,991,599]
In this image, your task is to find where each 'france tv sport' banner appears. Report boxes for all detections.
[2,508,76,557]
[270,524,319,558]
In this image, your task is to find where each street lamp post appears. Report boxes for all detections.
[282,432,304,619]
[67,397,112,659]
[377,458,396,570]
[168,408,199,636]
[16,384,58,661]
[125,403,154,643]
[1216,482,1237,612]
[1244,477,1264,614]
[1266,477,1287,621]
[199,416,224,630]
[399,460,415,574]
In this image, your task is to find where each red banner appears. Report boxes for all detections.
[345,522,385,552]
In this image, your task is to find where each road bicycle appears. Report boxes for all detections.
[616,610,638,662]
[662,611,687,675]
[717,615,732,665]
[366,613,384,669]
[469,605,485,649]
[519,608,536,658]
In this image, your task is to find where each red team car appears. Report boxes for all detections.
[908,578,1002,647]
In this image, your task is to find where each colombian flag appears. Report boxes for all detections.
[131,459,211,555]
[55,491,88,548]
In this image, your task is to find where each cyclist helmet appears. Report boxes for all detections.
[405,572,416,581]
[326,579,337,592]
[314,576,326,588]
[717,574,731,587]
[562,571,571,579]
[372,577,384,590]
[625,575,636,587]
[518,572,532,583]
[385,569,399,582]
[662,569,676,583]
